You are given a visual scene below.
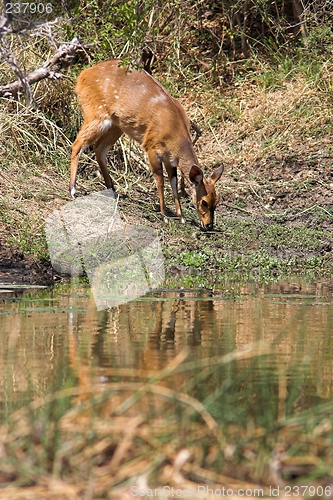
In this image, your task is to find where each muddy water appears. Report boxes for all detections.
[0,279,333,416]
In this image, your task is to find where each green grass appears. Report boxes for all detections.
[8,225,49,260]
[258,223,327,250]
[251,53,332,91]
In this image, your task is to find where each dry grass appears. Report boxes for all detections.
[183,67,333,171]
[0,345,332,499]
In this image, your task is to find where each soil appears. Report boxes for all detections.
[0,239,55,287]
[230,152,333,214]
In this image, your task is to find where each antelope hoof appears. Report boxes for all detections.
[70,186,76,199]
[107,188,117,199]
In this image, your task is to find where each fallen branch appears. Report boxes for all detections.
[0,36,82,100]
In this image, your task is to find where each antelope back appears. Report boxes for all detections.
[75,60,192,151]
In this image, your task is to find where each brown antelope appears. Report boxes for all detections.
[70,59,224,230]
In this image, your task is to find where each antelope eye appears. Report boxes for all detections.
[202,199,208,208]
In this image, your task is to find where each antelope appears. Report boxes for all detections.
[70,59,224,230]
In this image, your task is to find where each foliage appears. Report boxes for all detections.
[65,1,333,63]
[62,0,157,65]
[1,1,333,76]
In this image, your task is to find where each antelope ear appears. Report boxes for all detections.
[210,164,224,184]
[189,165,203,186]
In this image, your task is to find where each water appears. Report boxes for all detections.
[1,279,333,417]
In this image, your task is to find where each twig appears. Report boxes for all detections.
[223,202,253,214]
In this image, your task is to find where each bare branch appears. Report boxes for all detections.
[1,17,61,38]
[0,37,83,100]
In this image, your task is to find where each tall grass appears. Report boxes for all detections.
[0,344,333,498]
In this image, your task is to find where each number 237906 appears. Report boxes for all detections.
[5,3,53,15]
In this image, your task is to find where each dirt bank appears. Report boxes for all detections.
[0,240,55,286]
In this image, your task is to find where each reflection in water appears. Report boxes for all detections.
[0,279,333,415]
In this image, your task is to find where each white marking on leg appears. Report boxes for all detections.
[71,187,76,198]
[169,154,178,168]
[100,119,113,132]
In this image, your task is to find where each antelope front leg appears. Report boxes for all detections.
[165,163,185,223]
[148,153,168,222]
[70,139,83,198]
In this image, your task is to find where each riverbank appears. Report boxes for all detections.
[1,55,333,287]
